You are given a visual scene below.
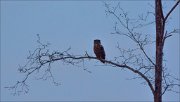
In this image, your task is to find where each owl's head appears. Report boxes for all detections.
[94,39,101,45]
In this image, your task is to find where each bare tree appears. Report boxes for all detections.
[154,0,179,102]
[5,0,180,102]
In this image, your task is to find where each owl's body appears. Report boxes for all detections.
[94,39,105,63]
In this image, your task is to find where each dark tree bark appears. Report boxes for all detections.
[154,0,164,102]
[154,0,179,102]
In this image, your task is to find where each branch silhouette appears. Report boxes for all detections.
[5,1,179,99]
[5,34,155,95]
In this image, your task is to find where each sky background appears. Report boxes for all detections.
[1,0,179,101]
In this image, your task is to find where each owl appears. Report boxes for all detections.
[94,39,106,63]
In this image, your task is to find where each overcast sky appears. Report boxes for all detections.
[1,1,179,101]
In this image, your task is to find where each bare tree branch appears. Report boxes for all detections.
[5,34,155,95]
[104,2,155,66]
[104,2,180,99]
[164,0,180,22]
[5,2,179,100]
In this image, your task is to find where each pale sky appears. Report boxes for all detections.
[1,1,179,101]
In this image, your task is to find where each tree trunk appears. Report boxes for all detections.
[154,0,164,102]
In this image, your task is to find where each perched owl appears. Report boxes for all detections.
[94,39,106,63]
